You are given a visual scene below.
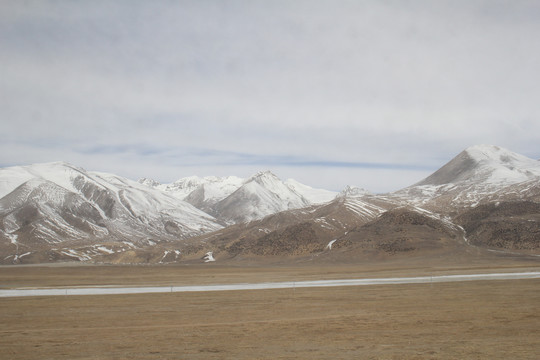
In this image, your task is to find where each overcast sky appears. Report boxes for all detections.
[1,0,539,192]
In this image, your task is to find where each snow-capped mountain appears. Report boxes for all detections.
[140,175,244,202]
[139,175,244,212]
[212,171,311,224]
[2,144,539,265]
[182,176,245,212]
[0,162,222,263]
[141,171,337,224]
[284,178,338,204]
[391,145,540,211]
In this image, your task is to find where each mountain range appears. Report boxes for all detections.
[1,144,539,264]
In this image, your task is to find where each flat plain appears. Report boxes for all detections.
[1,261,539,359]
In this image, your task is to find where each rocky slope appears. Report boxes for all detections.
[0,162,222,264]
[454,201,540,251]
[1,144,539,264]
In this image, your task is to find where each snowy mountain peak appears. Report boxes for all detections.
[415,145,540,187]
[247,170,280,183]
[170,175,204,188]
[284,179,338,204]
[338,185,371,198]
[27,161,84,174]
[243,171,288,193]
[0,161,93,199]
[391,145,540,211]
[212,171,311,224]
[138,178,161,187]
[464,144,534,166]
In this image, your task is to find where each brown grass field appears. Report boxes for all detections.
[1,262,539,359]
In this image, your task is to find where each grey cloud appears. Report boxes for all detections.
[1,1,540,192]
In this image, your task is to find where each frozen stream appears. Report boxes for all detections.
[1,272,539,298]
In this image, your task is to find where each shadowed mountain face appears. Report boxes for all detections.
[455,201,540,251]
[227,222,327,257]
[330,207,463,257]
[1,145,540,265]
[416,150,479,186]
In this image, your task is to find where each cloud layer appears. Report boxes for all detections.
[1,1,540,192]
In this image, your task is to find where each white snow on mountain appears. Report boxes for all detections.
[141,170,335,224]
[0,161,87,199]
[284,178,338,204]
[0,162,223,249]
[139,175,244,203]
[247,171,308,207]
[2,144,539,264]
[203,251,215,262]
[90,171,222,231]
[337,185,371,198]
[463,144,540,184]
[416,144,540,187]
[212,171,311,224]
[342,197,387,220]
[392,144,540,209]
[138,178,161,188]
[326,239,337,250]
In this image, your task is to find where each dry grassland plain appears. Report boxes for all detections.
[1,263,539,359]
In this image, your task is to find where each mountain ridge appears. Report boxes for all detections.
[0,162,223,264]
[140,170,338,224]
[1,144,539,264]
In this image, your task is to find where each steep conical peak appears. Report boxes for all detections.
[415,145,540,187]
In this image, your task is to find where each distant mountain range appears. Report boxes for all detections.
[139,170,337,224]
[1,144,539,264]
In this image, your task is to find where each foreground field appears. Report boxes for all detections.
[1,264,539,359]
[2,253,540,289]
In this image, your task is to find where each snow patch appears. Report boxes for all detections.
[203,251,215,262]
[326,239,337,250]
[60,249,91,261]
[159,250,171,263]
[6,232,18,245]
[97,246,115,254]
